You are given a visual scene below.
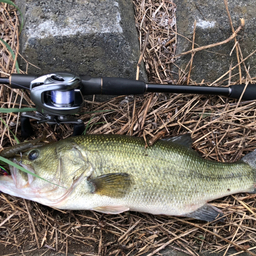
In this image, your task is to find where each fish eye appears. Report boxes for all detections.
[28,149,39,161]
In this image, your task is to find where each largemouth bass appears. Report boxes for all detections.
[0,134,255,222]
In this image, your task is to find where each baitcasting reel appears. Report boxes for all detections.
[9,72,86,137]
[1,72,256,137]
[26,73,83,123]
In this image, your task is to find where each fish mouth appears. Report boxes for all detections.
[9,159,35,189]
[0,159,83,207]
[0,167,36,201]
[0,162,65,205]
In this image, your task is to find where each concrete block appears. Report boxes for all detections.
[16,0,146,81]
[175,0,256,83]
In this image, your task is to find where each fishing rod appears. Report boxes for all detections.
[0,72,256,137]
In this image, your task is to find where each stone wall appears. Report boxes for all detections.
[175,0,256,83]
[16,0,146,81]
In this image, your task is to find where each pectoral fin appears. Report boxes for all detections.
[89,173,131,198]
[93,205,129,214]
[183,204,224,222]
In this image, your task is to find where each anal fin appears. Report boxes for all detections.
[183,204,225,222]
[93,205,129,214]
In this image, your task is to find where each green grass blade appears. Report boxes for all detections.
[0,165,9,175]
[0,117,19,144]
[0,156,66,188]
[0,38,20,73]
[83,115,95,135]
[0,0,24,32]
[83,109,114,115]
[0,108,36,113]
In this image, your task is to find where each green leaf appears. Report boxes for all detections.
[0,38,20,73]
[0,156,66,188]
[0,108,36,113]
[0,0,24,32]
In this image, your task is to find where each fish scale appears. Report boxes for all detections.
[0,134,255,221]
[70,135,254,214]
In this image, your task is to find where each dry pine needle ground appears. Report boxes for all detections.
[0,1,256,255]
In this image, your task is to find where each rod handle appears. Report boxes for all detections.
[229,84,256,100]
[80,76,146,95]
[102,77,145,95]
[10,74,38,89]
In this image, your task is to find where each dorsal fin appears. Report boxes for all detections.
[161,134,193,148]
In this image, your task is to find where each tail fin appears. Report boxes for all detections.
[242,149,256,168]
[242,149,256,193]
